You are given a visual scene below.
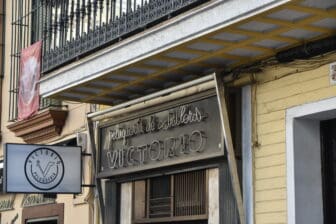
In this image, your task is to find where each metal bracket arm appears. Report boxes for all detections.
[81,153,92,156]
[81,184,96,188]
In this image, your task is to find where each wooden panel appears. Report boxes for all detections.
[133,181,146,220]
[255,189,286,202]
[255,143,285,158]
[255,200,286,213]
[255,177,286,191]
[258,76,329,104]
[255,212,286,224]
[105,181,118,224]
[258,87,336,115]
[255,165,286,180]
[208,168,219,224]
[257,120,285,135]
[255,154,286,169]
[120,182,133,224]
[257,131,285,146]
[257,111,285,125]
[256,67,328,94]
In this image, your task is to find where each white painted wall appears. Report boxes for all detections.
[286,96,336,224]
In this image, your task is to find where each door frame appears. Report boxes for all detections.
[286,96,336,224]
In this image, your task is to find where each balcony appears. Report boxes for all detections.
[41,0,207,73]
[39,0,336,104]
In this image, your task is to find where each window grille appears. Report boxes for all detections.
[134,169,207,223]
[174,170,207,217]
[9,0,61,121]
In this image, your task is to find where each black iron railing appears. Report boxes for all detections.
[41,0,206,73]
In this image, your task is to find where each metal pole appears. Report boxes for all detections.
[87,118,105,224]
[214,72,246,224]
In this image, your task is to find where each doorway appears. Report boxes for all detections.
[321,118,336,223]
[286,96,336,224]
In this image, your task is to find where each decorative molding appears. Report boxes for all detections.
[0,194,15,212]
[21,194,56,208]
[7,109,68,144]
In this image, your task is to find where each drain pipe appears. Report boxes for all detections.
[0,0,5,142]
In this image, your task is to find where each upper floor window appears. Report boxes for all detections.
[9,0,60,121]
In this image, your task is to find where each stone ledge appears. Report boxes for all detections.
[7,109,68,144]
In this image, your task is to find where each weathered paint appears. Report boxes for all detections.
[208,168,219,224]
[120,182,133,224]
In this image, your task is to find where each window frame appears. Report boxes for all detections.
[9,0,61,122]
[133,169,209,224]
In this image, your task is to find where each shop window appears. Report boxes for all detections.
[133,169,207,223]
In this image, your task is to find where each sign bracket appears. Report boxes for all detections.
[87,118,106,224]
[81,153,92,157]
[81,184,96,188]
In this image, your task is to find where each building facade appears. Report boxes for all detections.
[253,53,336,224]
[0,1,94,224]
[1,0,336,223]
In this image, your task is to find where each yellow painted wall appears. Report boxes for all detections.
[253,53,336,224]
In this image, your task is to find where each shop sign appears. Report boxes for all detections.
[4,144,82,193]
[21,194,55,207]
[330,62,336,85]
[99,95,223,177]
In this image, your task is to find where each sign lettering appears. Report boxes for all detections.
[21,194,55,207]
[99,95,223,177]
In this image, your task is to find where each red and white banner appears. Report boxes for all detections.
[18,41,42,120]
